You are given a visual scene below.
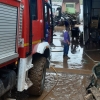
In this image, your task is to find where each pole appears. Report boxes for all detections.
[49,0,54,44]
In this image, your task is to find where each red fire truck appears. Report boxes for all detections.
[0,0,53,98]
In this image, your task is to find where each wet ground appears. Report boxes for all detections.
[51,25,96,70]
[23,73,90,100]
[21,25,100,100]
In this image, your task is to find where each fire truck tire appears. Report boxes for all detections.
[28,57,46,96]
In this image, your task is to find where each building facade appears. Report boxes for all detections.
[62,0,80,13]
[52,0,63,6]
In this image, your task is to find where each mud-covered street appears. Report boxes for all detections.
[24,73,90,100]
[19,25,100,100]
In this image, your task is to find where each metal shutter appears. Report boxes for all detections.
[0,3,18,64]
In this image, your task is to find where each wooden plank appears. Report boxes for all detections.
[89,86,100,100]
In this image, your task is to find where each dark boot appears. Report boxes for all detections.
[66,55,70,59]
[63,55,65,58]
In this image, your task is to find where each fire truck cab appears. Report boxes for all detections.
[0,0,53,98]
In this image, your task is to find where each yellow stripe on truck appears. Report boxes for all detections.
[24,40,41,47]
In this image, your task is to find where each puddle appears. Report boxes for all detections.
[51,43,94,70]
[51,27,95,70]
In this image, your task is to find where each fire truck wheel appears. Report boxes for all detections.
[28,57,46,96]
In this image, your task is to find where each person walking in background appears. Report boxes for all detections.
[71,24,80,42]
[64,20,70,30]
[63,25,70,59]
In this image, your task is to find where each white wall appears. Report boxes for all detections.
[79,5,83,22]
[52,1,62,16]
[52,2,62,6]
[52,5,60,16]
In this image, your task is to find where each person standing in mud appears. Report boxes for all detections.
[71,23,80,42]
[63,23,70,59]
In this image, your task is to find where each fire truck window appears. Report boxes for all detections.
[30,0,37,20]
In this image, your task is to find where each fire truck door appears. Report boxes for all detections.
[45,2,53,44]
[30,0,43,42]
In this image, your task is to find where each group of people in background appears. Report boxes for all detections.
[63,20,80,59]
[45,18,80,59]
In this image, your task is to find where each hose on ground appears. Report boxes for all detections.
[42,67,58,100]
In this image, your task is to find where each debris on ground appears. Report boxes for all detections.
[53,12,80,26]
[85,63,100,100]
[85,93,94,100]
[88,86,100,100]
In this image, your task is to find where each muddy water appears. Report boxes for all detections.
[51,26,95,70]
[51,46,95,70]
[23,72,90,100]
[85,50,100,62]
[21,25,99,100]
[54,26,65,32]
